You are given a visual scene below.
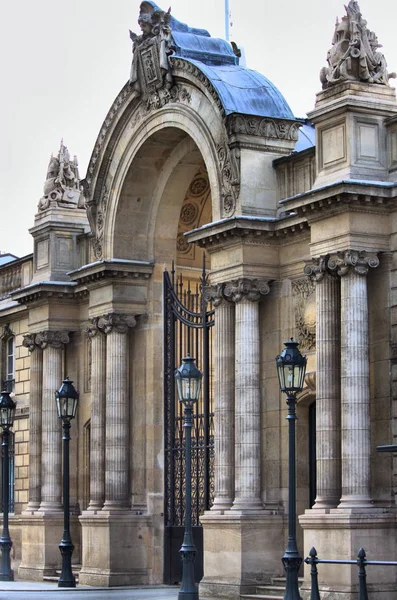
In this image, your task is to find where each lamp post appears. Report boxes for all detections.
[55,377,79,588]
[175,355,202,600]
[275,339,307,600]
[0,390,16,581]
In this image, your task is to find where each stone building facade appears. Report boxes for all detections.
[1,1,397,598]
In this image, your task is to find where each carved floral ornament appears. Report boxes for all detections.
[226,114,300,141]
[205,278,270,305]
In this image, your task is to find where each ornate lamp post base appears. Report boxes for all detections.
[58,541,76,588]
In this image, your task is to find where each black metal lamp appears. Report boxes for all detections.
[175,355,202,405]
[55,377,79,421]
[55,377,79,588]
[175,355,202,600]
[0,391,16,581]
[276,339,307,600]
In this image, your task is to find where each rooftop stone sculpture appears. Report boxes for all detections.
[320,0,396,89]
[38,141,83,212]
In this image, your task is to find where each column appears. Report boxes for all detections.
[305,258,342,509]
[225,278,270,511]
[205,284,235,511]
[23,334,43,512]
[36,330,69,512]
[328,250,379,508]
[98,313,136,511]
[85,319,106,511]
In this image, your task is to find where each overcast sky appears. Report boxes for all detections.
[1,0,396,257]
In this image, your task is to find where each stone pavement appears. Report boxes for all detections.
[0,580,181,600]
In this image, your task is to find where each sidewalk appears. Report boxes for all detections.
[0,579,180,598]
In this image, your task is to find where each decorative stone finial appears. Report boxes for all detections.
[38,140,83,212]
[320,1,396,89]
[129,2,173,101]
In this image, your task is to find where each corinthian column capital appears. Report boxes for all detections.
[304,256,328,282]
[35,330,70,350]
[223,278,270,303]
[23,333,40,352]
[97,313,137,334]
[204,283,229,307]
[84,317,105,339]
[328,250,379,277]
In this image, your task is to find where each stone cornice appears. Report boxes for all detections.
[279,180,397,220]
[186,214,309,250]
[10,281,78,305]
[68,259,154,286]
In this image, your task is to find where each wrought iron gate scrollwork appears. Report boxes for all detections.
[163,262,214,583]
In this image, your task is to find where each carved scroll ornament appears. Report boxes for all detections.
[97,313,137,334]
[223,278,270,303]
[327,250,379,276]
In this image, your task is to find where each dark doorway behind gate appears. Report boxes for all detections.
[163,263,214,584]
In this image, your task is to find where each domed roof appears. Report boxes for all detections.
[141,1,295,120]
[180,59,295,120]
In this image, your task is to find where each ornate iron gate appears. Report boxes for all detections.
[163,263,214,584]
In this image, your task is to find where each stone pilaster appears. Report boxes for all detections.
[225,278,270,511]
[328,250,379,508]
[98,313,136,511]
[85,319,107,511]
[23,334,43,512]
[305,258,341,509]
[205,284,235,511]
[35,330,69,512]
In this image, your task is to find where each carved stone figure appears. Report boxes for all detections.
[129,3,173,100]
[320,1,395,89]
[38,141,83,212]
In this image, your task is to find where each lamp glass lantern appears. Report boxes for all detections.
[276,338,307,395]
[175,355,202,404]
[55,378,79,421]
[0,391,16,429]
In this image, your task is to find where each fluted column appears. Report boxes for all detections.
[36,330,69,512]
[329,250,379,508]
[85,319,106,511]
[305,258,341,509]
[23,334,43,512]
[98,313,136,511]
[225,278,270,511]
[205,284,235,511]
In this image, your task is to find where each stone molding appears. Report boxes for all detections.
[35,330,70,350]
[223,278,270,303]
[97,313,137,335]
[328,250,379,276]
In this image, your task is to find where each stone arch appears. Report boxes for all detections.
[87,80,229,262]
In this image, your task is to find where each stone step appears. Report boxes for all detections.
[240,595,284,600]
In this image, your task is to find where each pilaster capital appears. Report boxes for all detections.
[304,257,328,282]
[22,333,40,352]
[223,278,270,303]
[328,250,379,277]
[97,313,137,334]
[204,283,229,307]
[84,317,105,339]
[35,330,70,350]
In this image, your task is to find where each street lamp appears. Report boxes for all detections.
[0,390,16,581]
[175,355,202,600]
[55,377,79,588]
[275,339,307,600]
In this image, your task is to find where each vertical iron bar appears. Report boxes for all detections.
[58,420,76,588]
[178,404,198,600]
[306,547,320,600]
[0,428,13,581]
[282,394,302,600]
[358,548,369,600]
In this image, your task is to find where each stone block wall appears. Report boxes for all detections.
[13,414,30,513]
